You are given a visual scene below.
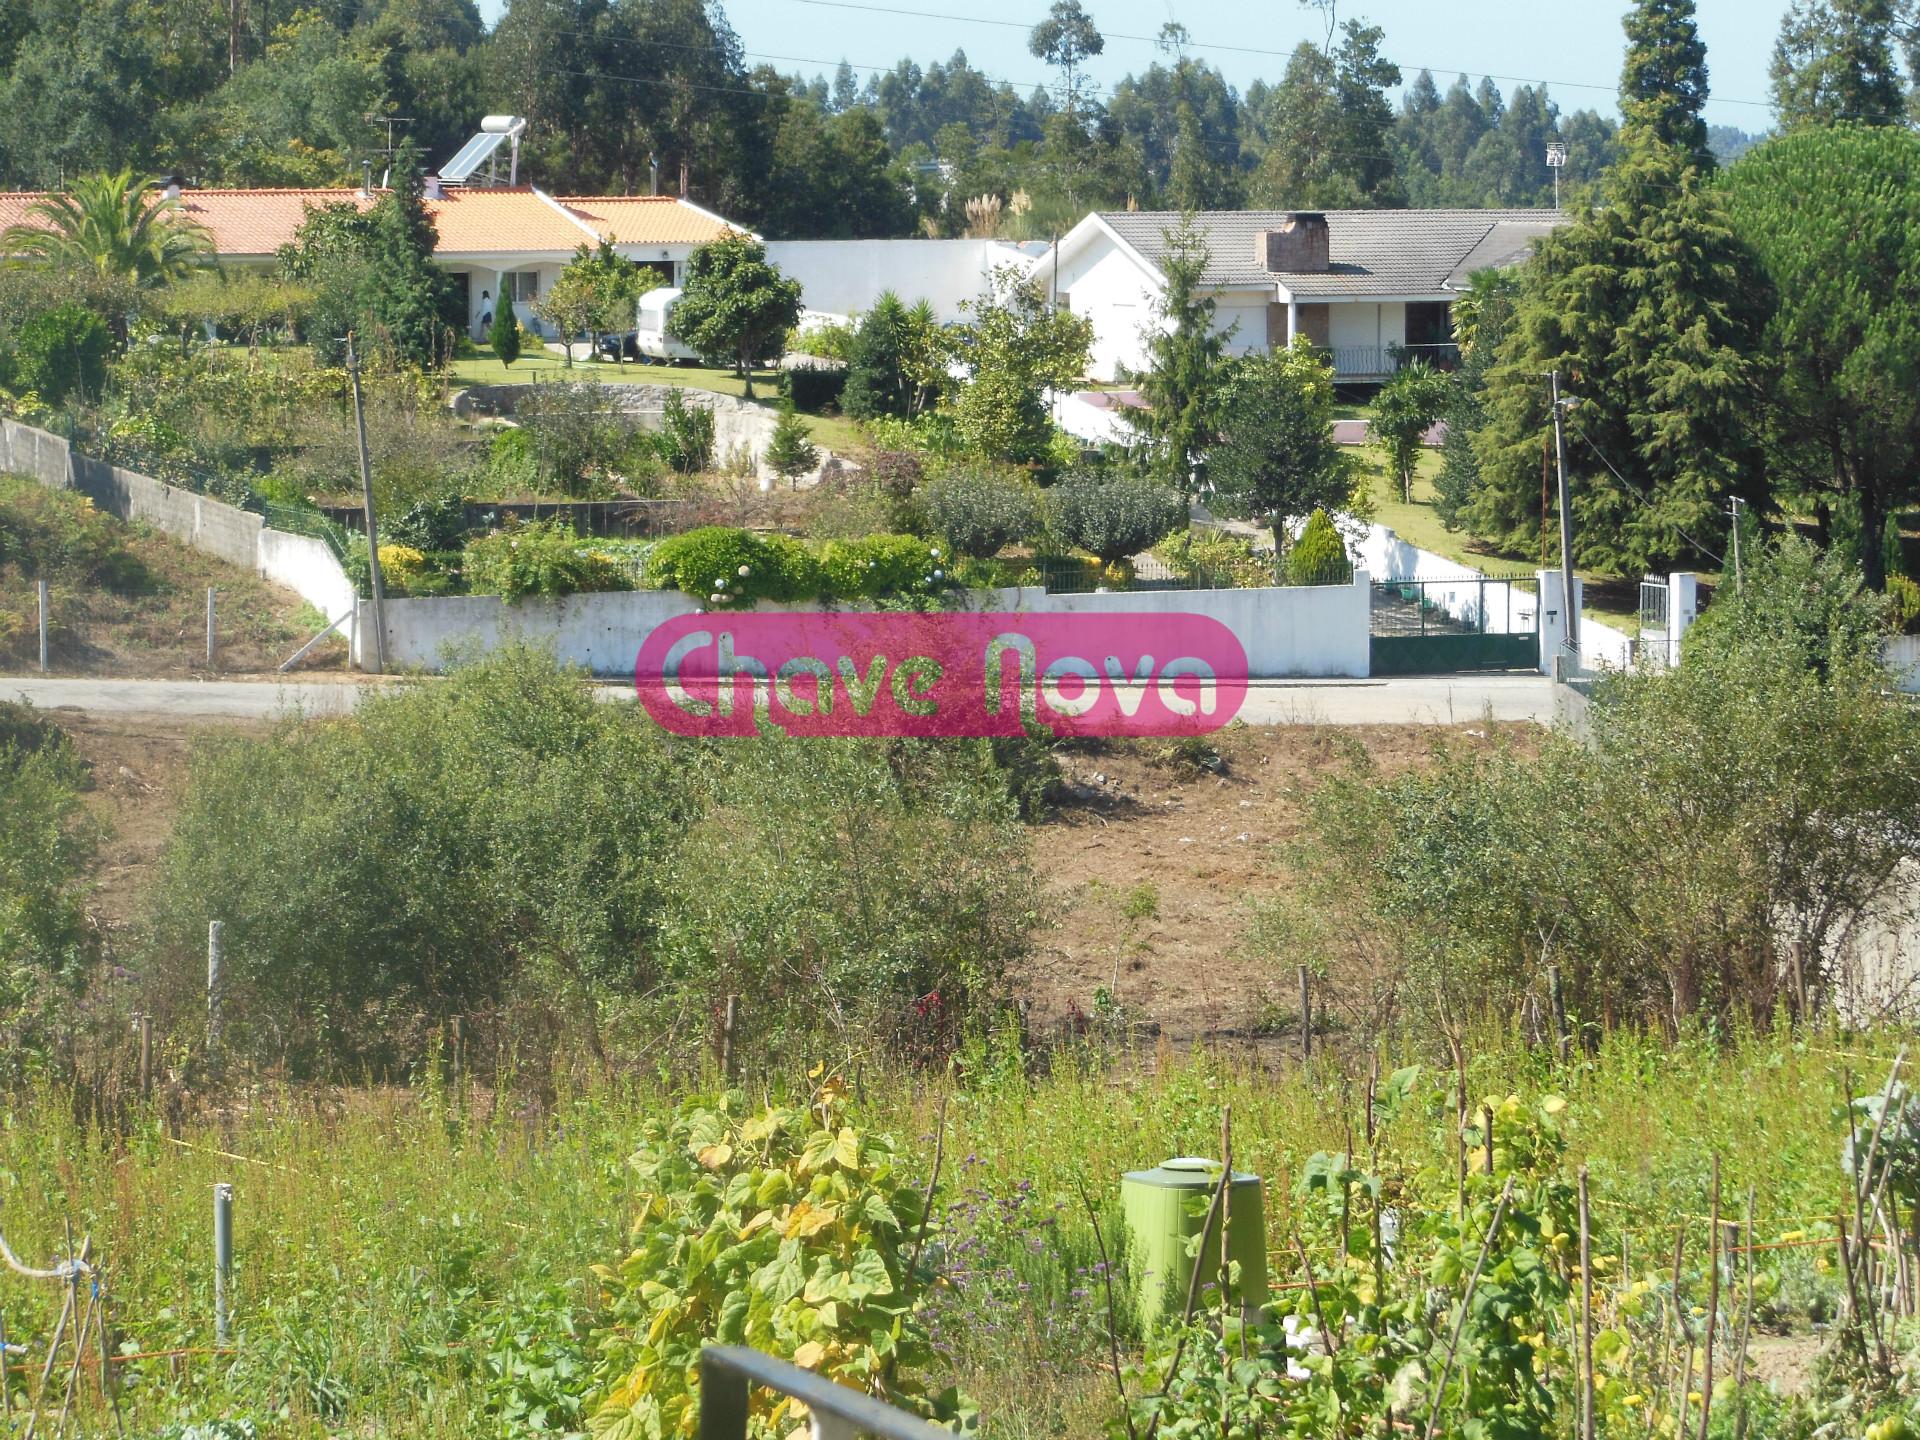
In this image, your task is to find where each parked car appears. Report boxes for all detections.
[597,331,641,363]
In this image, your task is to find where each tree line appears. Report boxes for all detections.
[0,0,1776,240]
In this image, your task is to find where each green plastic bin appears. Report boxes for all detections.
[1121,1156,1267,1332]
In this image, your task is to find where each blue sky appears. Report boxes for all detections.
[472,0,1789,132]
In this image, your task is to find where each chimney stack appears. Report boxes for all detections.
[360,160,373,198]
[424,171,444,200]
[163,174,183,201]
[1259,212,1330,273]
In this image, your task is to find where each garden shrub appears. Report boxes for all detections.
[516,383,644,499]
[0,475,149,591]
[645,526,823,608]
[658,389,716,474]
[1150,529,1274,588]
[781,363,848,413]
[587,1087,966,1440]
[385,495,471,553]
[1284,508,1352,586]
[1049,470,1187,566]
[920,464,1041,559]
[11,303,111,407]
[462,520,635,601]
[1887,574,1920,634]
[818,533,944,601]
[486,426,539,494]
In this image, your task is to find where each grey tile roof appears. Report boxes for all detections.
[1096,208,1563,298]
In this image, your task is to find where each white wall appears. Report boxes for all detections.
[1055,241,1163,381]
[258,529,360,647]
[371,576,1374,680]
[1328,302,1381,351]
[1212,293,1271,358]
[764,239,1028,323]
[1888,635,1920,692]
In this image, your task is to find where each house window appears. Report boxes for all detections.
[507,271,540,303]
[1406,301,1452,348]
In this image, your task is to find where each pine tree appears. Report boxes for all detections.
[1130,216,1232,488]
[1467,131,1766,574]
[765,400,819,487]
[1769,0,1906,129]
[363,139,459,368]
[1619,0,1712,166]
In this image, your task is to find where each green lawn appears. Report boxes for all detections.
[448,349,865,456]
[1354,441,1657,628]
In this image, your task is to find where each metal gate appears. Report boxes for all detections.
[1369,576,1540,675]
[1638,575,1670,668]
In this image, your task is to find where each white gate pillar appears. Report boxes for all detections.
[1538,567,1583,674]
[1666,572,1699,666]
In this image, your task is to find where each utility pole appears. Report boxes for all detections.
[1549,371,1578,656]
[1728,496,1745,592]
[345,334,389,674]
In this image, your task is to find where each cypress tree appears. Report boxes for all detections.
[1619,0,1712,167]
[1130,216,1231,488]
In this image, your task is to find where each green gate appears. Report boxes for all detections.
[1369,577,1540,675]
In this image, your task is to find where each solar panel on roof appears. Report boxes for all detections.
[441,130,510,183]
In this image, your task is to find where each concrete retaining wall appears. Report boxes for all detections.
[370,574,1373,679]
[5,417,360,650]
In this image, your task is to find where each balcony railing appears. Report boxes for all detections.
[699,1345,956,1440]
[1324,343,1460,379]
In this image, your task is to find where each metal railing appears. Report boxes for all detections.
[1323,343,1461,379]
[699,1345,954,1440]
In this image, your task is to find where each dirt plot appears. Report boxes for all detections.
[1026,721,1531,1039]
[48,708,1534,1032]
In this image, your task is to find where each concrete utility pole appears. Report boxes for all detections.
[1550,372,1578,656]
[1728,496,1745,592]
[345,334,389,673]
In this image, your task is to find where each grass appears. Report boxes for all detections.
[1353,442,1662,629]
[0,475,334,675]
[448,348,866,457]
[0,1025,1885,1437]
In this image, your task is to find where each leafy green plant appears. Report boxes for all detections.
[1371,361,1452,504]
[462,520,635,601]
[587,1085,967,1440]
[1150,529,1273,588]
[12,302,112,406]
[646,526,823,608]
[922,465,1041,560]
[1284,509,1353,586]
[1049,471,1188,567]
[659,389,717,474]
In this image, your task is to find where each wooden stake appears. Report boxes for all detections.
[1732,1184,1756,1440]
[1548,963,1570,1061]
[1696,1157,1720,1440]
[1579,1167,1595,1440]
[1297,966,1312,1061]
[1422,1179,1514,1440]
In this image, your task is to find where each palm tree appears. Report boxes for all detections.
[1,170,212,289]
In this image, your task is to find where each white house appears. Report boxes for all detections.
[764,237,1043,325]
[0,183,746,342]
[1036,207,1563,384]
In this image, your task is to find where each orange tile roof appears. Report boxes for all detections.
[0,186,743,259]
[557,195,742,247]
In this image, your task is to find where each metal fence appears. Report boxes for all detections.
[698,1346,953,1440]
[1369,576,1538,638]
[1026,555,1259,595]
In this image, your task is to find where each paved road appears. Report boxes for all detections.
[2,673,1552,728]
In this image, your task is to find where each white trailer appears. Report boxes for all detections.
[635,287,701,363]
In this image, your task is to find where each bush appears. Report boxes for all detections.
[646,526,822,608]
[515,383,650,498]
[1150,529,1274,588]
[920,464,1041,559]
[385,495,471,553]
[486,425,538,493]
[587,1089,964,1438]
[782,363,848,413]
[140,647,1038,1072]
[462,519,635,601]
[658,389,716,474]
[0,475,149,591]
[1888,574,1920,634]
[12,303,111,407]
[1284,509,1353,586]
[1049,470,1188,566]
[818,533,945,601]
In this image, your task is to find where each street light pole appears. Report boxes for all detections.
[346,333,389,674]
[1550,371,1578,656]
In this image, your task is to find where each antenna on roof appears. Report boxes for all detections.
[441,116,527,189]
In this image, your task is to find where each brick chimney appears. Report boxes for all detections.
[1259,212,1329,272]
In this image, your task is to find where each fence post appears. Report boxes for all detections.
[207,920,224,1073]
[699,1349,751,1440]
[137,1013,152,1099]
[37,578,49,673]
[720,995,739,1083]
[1298,965,1312,1061]
[213,1183,233,1343]
[1548,964,1570,1061]
[206,587,216,669]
